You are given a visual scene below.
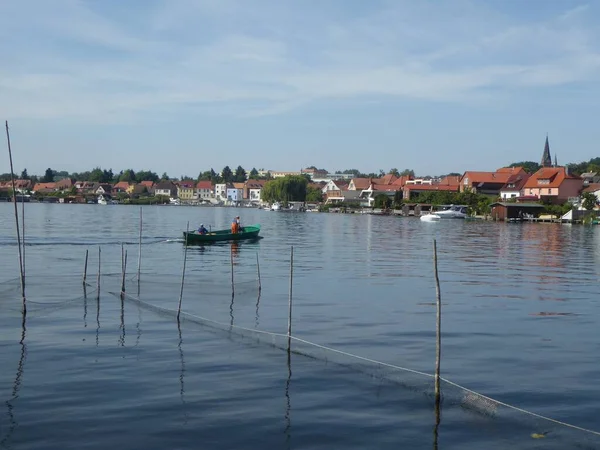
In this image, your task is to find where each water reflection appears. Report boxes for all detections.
[95,296,101,348]
[83,290,88,328]
[432,395,441,450]
[177,320,188,425]
[284,350,292,448]
[229,293,235,327]
[1,314,27,448]
[255,292,261,329]
[231,241,240,259]
[118,297,125,347]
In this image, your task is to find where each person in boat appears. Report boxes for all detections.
[231,218,239,234]
[197,224,208,235]
[236,216,243,232]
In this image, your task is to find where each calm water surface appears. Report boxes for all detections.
[0,203,599,449]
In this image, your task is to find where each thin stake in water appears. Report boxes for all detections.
[21,193,25,284]
[121,249,128,296]
[177,222,189,321]
[96,246,101,300]
[433,239,442,400]
[5,121,25,302]
[83,249,89,285]
[287,246,294,352]
[137,207,142,293]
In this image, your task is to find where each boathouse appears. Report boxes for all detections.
[490,202,546,221]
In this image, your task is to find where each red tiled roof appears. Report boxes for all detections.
[583,183,600,193]
[113,181,130,190]
[404,184,459,192]
[245,179,265,189]
[438,176,461,187]
[378,174,398,185]
[350,178,371,190]
[524,167,580,189]
[33,182,56,191]
[140,181,154,188]
[496,166,524,174]
[391,176,413,187]
[196,181,214,190]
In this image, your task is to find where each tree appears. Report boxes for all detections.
[234,166,247,182]
[221,166,233,183]
[306,186,323,202]
[389,168,400,177]
[136,170,159,183]
[582,192,597,211]
[399,169,415,177]
[373,194,391,209]
[20,169,29,179]
[249,167,259,178]
[42,168,54,183]
[88,167,104,182]
[161,172,170,181]
[120,169,136,183]
[393,190,403,208]
[508,161,540,174]
[261,175,308,203]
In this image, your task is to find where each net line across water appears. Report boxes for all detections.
[114,290,600,443]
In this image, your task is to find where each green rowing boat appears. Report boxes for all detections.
[183,224,261,243]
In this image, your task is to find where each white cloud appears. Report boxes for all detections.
[0,0,599,121]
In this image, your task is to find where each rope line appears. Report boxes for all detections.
[119,293,600,439]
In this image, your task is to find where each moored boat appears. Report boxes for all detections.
[183,224,261,243]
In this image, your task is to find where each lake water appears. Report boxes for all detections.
[1,203,599,449]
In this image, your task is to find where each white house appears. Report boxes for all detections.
[245,180,265,203]
[196,181,214,201]
[153,181,177,197]
[214,183,227,201]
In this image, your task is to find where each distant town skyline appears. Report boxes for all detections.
[2,1,599,176]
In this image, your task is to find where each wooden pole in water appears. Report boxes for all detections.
[96,246,101,299]
[433,239,442,401]
[121,249,128,295]
[21,194,25,284]
[83,249,89,285]
[5,121,25,301]
[177,222,189,321]
[287,246,294,351]
[256,252,261,292]
[137,207,142,286]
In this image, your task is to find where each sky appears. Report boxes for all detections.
[1,0,600,178]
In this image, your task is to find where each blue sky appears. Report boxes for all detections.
[1,0,599,177]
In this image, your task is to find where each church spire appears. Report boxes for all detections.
[541,134,552,167]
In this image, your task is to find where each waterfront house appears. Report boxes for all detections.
[0,179,32,193]
[113,181,131,193]
[322,180,348,203]
[33,182,57,193]
[227,185,243,204]
[196,181,214,201]
[54,178,74,191]
[95,184,112,195]
[177,180,197,202]
[139,181,155,192]
[581,172,600,186]
[460,167,527,195]
[522,167,583,203]
[153,181,178,198]
[582,183,600,204]
[245,179,265,203]
[214,183,228,201]
[402,176,460,201]
[499,173,531,200]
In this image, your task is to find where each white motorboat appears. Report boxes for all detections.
[420,213,441,222]
[270,202,281,211]
[97,194,108,205]
[435,205,468,219]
